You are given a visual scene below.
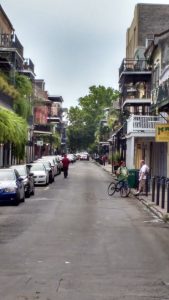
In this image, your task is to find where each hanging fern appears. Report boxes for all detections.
[14,74,33,121]
[0,76,19,99]
[13,95,32,120]
[0,107,27,149]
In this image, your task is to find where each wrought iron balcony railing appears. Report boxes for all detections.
[34,124,52,133]
[119,58,151,77]
[0,34,24,58]
[122,86,151,100]
[23,58,35,74]
[127,115,166,134]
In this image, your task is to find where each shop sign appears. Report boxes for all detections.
[37,140,43,146]
[155,124,169,142]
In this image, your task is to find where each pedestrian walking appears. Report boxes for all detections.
[135,159,149,195]
[62,154,70,178]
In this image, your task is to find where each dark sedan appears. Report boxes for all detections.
[0,168,25,205]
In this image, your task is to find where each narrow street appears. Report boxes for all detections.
[0,161,169,300]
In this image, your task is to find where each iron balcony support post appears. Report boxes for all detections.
[161,178,166,209]
[167,181,169,214]
[156,177,160,206]
[152,177,155,202]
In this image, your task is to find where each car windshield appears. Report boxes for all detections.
[12,166,26,176]
[0,170,15,181]
[43,158,55,165]
[30,164,45,171]
[40,162,50,168]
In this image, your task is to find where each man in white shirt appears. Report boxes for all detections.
[135,160,149,195]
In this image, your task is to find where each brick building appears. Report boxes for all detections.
[126,4,169,59]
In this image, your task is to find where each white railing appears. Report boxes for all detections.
[127,115,167,134]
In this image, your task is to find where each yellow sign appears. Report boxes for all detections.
[155,124,169,142]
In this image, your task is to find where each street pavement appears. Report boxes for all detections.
[97,162,169,222]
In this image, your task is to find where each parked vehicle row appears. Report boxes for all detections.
[0,155,63,206]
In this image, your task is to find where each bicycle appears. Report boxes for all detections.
[107,178,130,197]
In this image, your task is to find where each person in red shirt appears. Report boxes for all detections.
[62,154,70,178]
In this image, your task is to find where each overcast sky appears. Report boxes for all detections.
[1,0,169,108]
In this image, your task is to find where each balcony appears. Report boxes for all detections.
[0,34,23,58]
[127,115,166,136]
[34,124,52,135]
[0,34,24,71]
[19,58,35,80]
[34,85,49,103]
[123,98,152,109]
[119,59,151,83]
[121,84,152,108]
[47,115,61,124]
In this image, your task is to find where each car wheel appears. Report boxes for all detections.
[14,194,20,206]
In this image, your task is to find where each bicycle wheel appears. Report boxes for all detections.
[108,182,116,196]
[120,186,130,198]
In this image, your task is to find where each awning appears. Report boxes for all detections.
[111,126,123,138]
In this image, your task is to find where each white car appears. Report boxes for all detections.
[67,154,76,163]
[41,156,59,176]
[80,152,89,161]
[35,159,55,183]
[55,155,63,173]
[28,163,49,186]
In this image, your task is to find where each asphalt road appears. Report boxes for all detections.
[0,161,169,300]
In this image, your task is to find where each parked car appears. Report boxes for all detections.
[35,159,55,183]
[55,155,63,174]
[10,164,35,197]
[27,163,49,186]
[79,152,89,161]
[67,154,76,163]
[0,168,25,205]
[41,156,59,175]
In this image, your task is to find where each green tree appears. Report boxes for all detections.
[67,85,119,152]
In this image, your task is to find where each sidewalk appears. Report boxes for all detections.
[99,162,169,222]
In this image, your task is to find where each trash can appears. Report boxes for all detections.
[128,169,139,188]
